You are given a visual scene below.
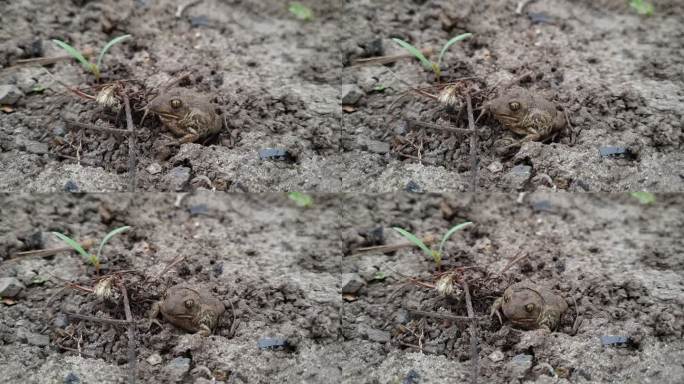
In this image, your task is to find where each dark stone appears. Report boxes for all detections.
[342,279,364,295]
[258,148,294,162]
[188,204,209,216]
[30,39,44,57]
[64,372,80,384]
[405,180,423,193]
[362,38,384,57]
[64,180,79,192]
[527,12,554,24]
[258,337,290,350]
[0,85,23,105]
[190,15,210,28]
[212,262,224,277]
[0,277,25,298]
[342,85,364,106]
[600,335,634,347]
[403,369,420,384]
[395,309,410,325]
[166,166,191,191]
[599,146,637,160]
[360,227,384,246]
[531,200,553,212]
[163,357,191,383]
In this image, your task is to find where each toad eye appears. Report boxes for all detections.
[170,99,183,109]
[509,101,521,111]
[525,303,535,312]
[184,299,195,309]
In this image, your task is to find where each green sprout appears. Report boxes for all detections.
[288,2,313,21]
[52,34,131,80]
[52,226,131,272]
[630,192,656,205]
[393,222,473,269]
[288,192,313,208]
[629,0,654,16]
[392,33,472,81]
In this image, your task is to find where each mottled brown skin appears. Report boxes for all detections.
[147,87,222,144]
[491,281,568,331]
[488,88,566,153]
[149,285,225,336]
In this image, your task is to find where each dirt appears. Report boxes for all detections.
[340,193,683,383]
[340,0,684,192]
[0,0,341,192]
[0,193,342,383]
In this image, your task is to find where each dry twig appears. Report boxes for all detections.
[117,280,136,384]
[123,95,137,191]
[463,282,479,384]
[467,94,478,192]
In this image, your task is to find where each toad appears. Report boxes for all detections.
[147,87,223,144]
[490,281,568,331]
[149,285,225,336]
[488,88,566,154]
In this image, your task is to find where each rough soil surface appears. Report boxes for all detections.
[340,193,683,383]
[0,193,341,383]
[0,0,340,192]
[340,0,684,192]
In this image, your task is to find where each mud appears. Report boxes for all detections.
[339,193,683,383]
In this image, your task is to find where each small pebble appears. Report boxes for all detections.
[599,146,636,160]
[258,148,293,162]
[0,85,23,105]
[600,335,632,347]
[64,180,79,192]
[507,354,533,378]
[402,369,420,384]
[64,372,80,384]
[146,353,162,366]
[0,277,25,298]
[405,180,423,193]
[488,350,505,362]
[163,357,191,383]
[342,279,364,295]
[366,328,391,343]
[258,337,289,350]
[487,161,503,173]
[165,166,191,191]
[146,162,162,175]
[24,332,50,346]
[341,85,364,106]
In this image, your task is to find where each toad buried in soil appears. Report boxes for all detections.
[149,285,225,336]
[488,88,566,154]
[147,87,223,144]
[490,281,568,331]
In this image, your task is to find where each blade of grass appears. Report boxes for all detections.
[437,33,473,66]
[438,222,473,255]
[97,226,131,259]
[393,227,433,258]
[52,232,92,260]
[96,34,131,70]
[288,3,314,21]
[52,40,94,73]
[391,38,433,70]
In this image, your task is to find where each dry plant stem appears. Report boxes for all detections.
[408,309,486,322]
[176,0,203,18]
[351,47,434,66]
[147,255,186,283]
[464,282,479,384]
[516,0,537,14]
[352,236,436,255]
[65,312,136,326]
[124,95,137,192]
[65,120,130,135]
[405,119,473,134]
[117,280,136,384]
[467,94,478,192]
[10,239,97,260]
[498,251,529,275]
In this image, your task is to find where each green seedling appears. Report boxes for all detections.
[630,191,656,205]
[393,222,473,269]
[392,33,472,81]
[629,0,654,16]
[289,2,313,21]
[52,34,131,80]
[52,226,131,272]
[288,192,313,208]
